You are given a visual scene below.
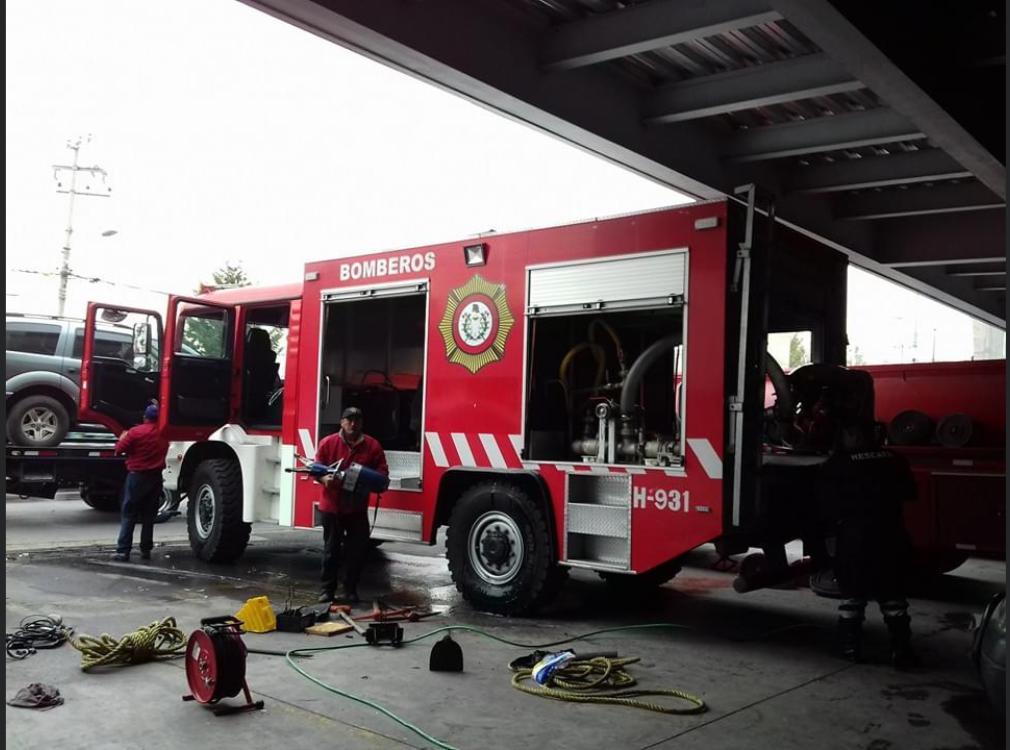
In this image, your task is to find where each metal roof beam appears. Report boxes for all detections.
[946,268,1005,278]
[834,182,1004,220]
[726,108,922,162]
[238,0,1003,323]
[542,0,781,71]
[645,53,861,124]
[787,149,972,193]
[769,0,1006,198]
[894,265,1005,325]
[873,210,1006,267]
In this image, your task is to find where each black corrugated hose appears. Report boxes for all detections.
[6,615,74,659]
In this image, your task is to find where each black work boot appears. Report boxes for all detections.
[317,589,335,603]
[836,617,864,662]
[885,614,918,670]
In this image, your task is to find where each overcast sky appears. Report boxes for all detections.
[5,0,1003,364]
[5,0,686,316]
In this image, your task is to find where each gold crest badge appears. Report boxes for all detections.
[438,275,514,373]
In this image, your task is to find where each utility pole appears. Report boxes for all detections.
[53,136,111,317]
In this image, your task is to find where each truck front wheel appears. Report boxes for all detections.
[446,481,566,615]
[187,459,250,563]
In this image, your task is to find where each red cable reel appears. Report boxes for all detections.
[183,616,264,715]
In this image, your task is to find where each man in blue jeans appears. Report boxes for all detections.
[112,404,169,562]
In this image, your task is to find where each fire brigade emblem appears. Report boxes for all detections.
[438,275,514,373]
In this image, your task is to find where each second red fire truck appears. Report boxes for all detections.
[80,194,1005,614]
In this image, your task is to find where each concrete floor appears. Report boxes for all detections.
[4,494,1006,750]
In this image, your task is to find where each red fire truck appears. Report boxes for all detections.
[859,360,1005,572]
[79,194,1004,614]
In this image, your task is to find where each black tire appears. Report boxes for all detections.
[187,459,250,563]
[7,395,70,447]
[598,558,681,596]
[81,488,120,512]
[446,481,566,615]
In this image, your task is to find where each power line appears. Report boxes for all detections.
[10,268,172,296]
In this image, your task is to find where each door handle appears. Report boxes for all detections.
[324,375,330,408]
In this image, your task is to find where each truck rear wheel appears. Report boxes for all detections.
[446,481,566,615]
[81,487,120,512]
[910,548,971,578]
[598,558,681,596]
[187,459,250,563]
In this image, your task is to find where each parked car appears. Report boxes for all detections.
[5,313,135,447]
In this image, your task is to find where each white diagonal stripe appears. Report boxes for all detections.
[451,433,476,467]
[425,432,448,468]
[480,434,507,469]
[298,428,316,460]
[509,434,523,463]
[687,438,723,479]
[625,467,647,475]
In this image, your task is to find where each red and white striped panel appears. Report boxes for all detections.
[525,462,650,475]
[422,433,720,479]
[424,432,524,470]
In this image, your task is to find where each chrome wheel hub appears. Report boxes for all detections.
[195,484,216,540]
[468,511,524,585]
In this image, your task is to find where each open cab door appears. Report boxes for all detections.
[158,295,238,441]
[80,303,164,435]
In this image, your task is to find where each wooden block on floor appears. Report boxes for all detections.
[305,621,354,637]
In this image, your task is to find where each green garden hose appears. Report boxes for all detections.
[285,622,705,750]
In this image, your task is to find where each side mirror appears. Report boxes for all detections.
[133,322,150,356]
[101,308,129,323]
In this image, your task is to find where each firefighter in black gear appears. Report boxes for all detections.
[817,421,918,668]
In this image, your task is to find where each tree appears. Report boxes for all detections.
[847,345,866,366]
[212,262,251,288]
[788,333,808,369]
[185,262,253,355]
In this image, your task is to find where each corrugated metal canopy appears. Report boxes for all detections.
[241,0,1006,326]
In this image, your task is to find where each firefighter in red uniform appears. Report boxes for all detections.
[112,404,169,562]
[315,407,388,603]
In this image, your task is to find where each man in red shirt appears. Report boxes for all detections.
[112,404,169,562]
[315,406,388,603]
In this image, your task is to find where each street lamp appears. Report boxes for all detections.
[54,228,118,317]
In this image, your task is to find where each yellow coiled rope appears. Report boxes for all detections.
[70,617,187,672]
[510,655,707,715]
